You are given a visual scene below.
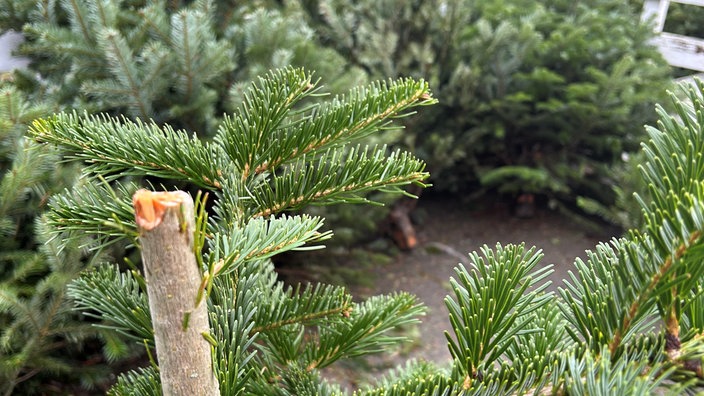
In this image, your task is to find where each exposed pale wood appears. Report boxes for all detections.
[640,0,661,24]
[134,190,219,395]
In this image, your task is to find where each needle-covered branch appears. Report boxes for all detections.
[248,145,428,218]
[30,112,229,189]
[302,292,425,370]
[206,214,331,278]
[216,68,436,180]
[46,180,139,251]
[251,283,352,334]
[68,264,153,345]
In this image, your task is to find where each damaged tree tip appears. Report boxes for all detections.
[133,189,187,231]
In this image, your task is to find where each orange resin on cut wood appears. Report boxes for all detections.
[133,189,184,231]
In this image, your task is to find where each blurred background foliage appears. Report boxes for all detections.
[1,0,676,230]
[662,1,704,38]
[0,0,683,392]
[298,0,672,226]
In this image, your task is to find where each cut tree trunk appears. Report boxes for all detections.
[133,190,219,395]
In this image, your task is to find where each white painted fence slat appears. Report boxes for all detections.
[642,0,704,75]
[641,0,670,32]
[652,33,704,72]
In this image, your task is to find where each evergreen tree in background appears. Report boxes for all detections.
[4,0,675,223]
[0,83,122,394]
[2,0,364,136]
[299,0,673,222]
[2,0,381,244]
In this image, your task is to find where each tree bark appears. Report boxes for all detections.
[133,189,219,395]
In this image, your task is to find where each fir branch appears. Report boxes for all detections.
[559,208,704,359]
[277,362,344,396]
[172,10,197,99]
[0,290,42,348]
[675,332,704,378]
[593,80,704,358]
[96,28,151,119]
[46,180,138,251]
[356,360,456,396]
[68,264,153,345]
[106,366,161,396]
[443,243,552,389]
[0,263,93,394]
[564,347,680,396]
[251,283,352,334]
[612,229,703,355]
[0,139,53,216]
[209,276,257,395]
[225,75,436,176]
[22,23,100,66]
[209,178,249,228]
[82,40,172,116]
[560,95,704,356]
[138,42,173,95]
[135,3,171,45]
[216,67,318,179]
[559,240,659,354]
[249,145,428,218]
[639,82,704,225]
[499,303,573,391]
[171,6,233,100]
[85,0,118,30]
[207,214,330,277]
[62,0,94,45]
[0,86,49,130]
[0,252,46,285]
[30,112,229,188]
[302,292,425,370]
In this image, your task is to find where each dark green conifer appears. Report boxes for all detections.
[300,0,673,222]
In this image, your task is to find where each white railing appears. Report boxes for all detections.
[642,0,704,81]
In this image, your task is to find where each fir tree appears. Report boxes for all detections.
[31,71,704,394]
[366,78,704,394]
[0,1,373,389]
[30,67,436,394]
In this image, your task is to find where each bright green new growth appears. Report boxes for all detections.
[30,67,434,394]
